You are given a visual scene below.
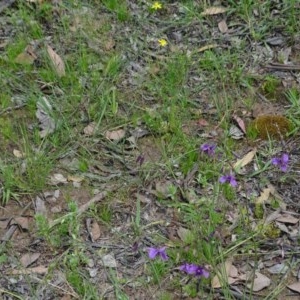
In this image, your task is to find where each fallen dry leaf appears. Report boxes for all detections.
[211,258,238,288]
[36,97,55,137]
[83,122,97,136]
[287,282,300,294]
[13,149,25,158]
[12,217,30,230]
[15,45,37,64]
[0,220,8,229]
[105,129,126,141]
[20,252,41,267]
[256,187,271,204]
[232,114,246,134]
[46,44,65,77]
[218,20,228,33]
[276,214,299,224]
[201,6,227,16]
[100,254,117,268]
[15,52,36,65]
[177,227,192,243]
[49,173,68,185]
[10,265,48,275]
[229,124,244,139]
[234,148,257,172]
[35,196,47,216]
[248,272,271,292]
[89,219,101,242]
[67,175,84,183]
[155,180,174,199]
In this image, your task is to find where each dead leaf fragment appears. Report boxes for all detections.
[177,227,192,243]
[218,20,228,33]
[288,282,300,294]
[234,148,257,171]
[67,175,84,183]
[105,129,126,141]
[15,52,35,65]
[232,114,246,134]
[13,149,25,158]
[88,219,101,242]
[276,214,299,224]
[50,173,68,185]
[100,254,117,268]
[201,6,227,16]
[10,265,48,275]
[46,44,65,77]
[36,97,55,137]
[35,196,47,216]
[256,187,271,204]
[212,258,236,288]
[12,217,30,230]
[84,122,97,136]
[15,45,37,64]
[20,252,41,267]
[248,272,271,292]
[229,125,244,139]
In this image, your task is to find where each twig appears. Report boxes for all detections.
[265,63,300,71]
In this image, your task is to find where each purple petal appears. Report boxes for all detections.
[179,263,189,272]
[158,247,168,261]
[201,268,210,278]
[200,144,210,151]
[271,158,280,165]
[282,154,289,163]
[180,263,196,274]
[219,176,227,183]
[229,177,237,187]
[280,165,288,172]
[148,248,159,259]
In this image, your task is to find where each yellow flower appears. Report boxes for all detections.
[151,1,162,10]
[158,39,168,47]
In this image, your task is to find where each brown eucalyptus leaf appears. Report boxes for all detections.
[13,217,30,230]
[83,122,97,136]
[91,220,101,241]
[46,44,66,77]
[248,272,271,292]
[202,6,227,16]
[211,258,235,288]
[218,20,228,33]
[20,252,41,267]
[288,282,300,294]
[234,148,257,171]
[11,265,48,274]
[105,129,126,141]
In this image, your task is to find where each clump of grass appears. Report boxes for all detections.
[260,76,281,100]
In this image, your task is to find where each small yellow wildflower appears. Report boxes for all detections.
[158,39,168,47]
[151,1,162,10]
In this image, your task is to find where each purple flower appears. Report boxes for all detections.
[219,173,237,187]
[200,143,216,156]
[271,153,289,172]
[147,247,168,261]
[136,154,145,166]
[180,263,209,278]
